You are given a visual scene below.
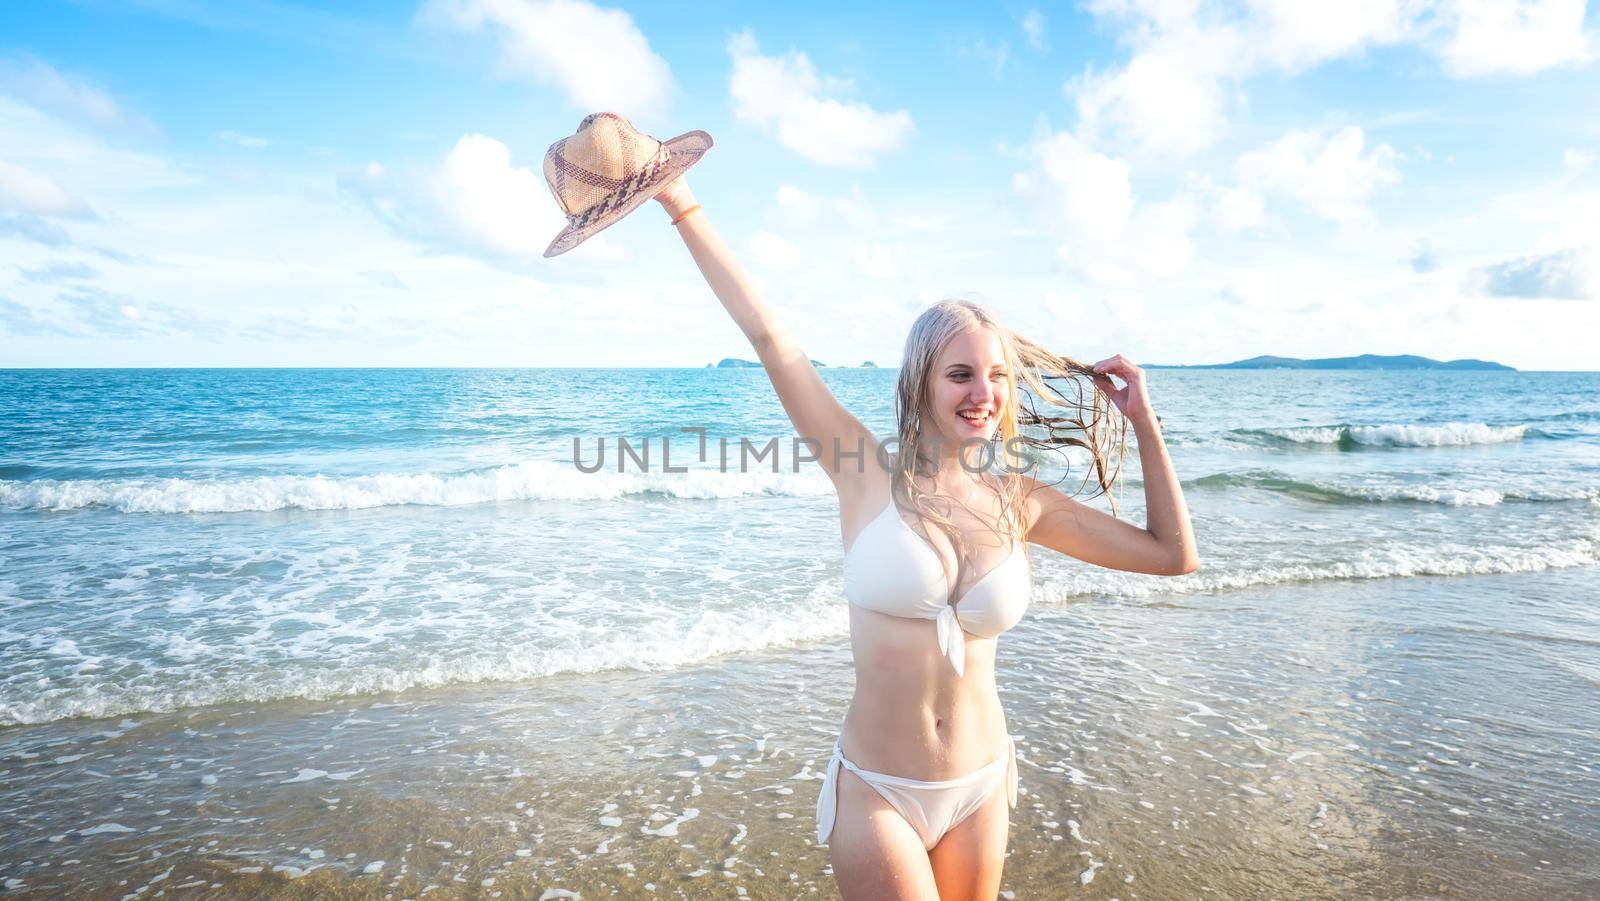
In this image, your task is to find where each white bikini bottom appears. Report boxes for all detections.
[815,736,1018,851]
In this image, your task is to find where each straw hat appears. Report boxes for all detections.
[542,112,713,257]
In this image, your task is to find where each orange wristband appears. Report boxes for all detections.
[670,204,702,226]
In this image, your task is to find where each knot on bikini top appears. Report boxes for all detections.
[933,605,966,676]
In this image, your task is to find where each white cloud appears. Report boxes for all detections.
[773,184,875,227]
[1020,9,1048,51]
[15,260,98,283]
[1217,269,1281,309]
[887,213,949,232]
[0,66,690,365]
[1410,239,1441,272]
[1017,130,1133,241]
[759,185,930,283]
[1072,0,1593,159]
[0,96,194,199]
[852,243,901,280]
[1468,246,1595,299]
[420,0,673,112]
[1235,126,1400,224]
[1246,0,1410,70]
[1085,0,1205,37]
[1071,2,1407,158]
[1013,130,1196,287]
[1480,154,1600,243]
[0,57,157,135]
[1563,147,1596,173]
[1441,0,1594,77]
[775,184,820,219]
[216,131,269,148]
[342,133,620,263]
[749,230,798,271]
[1125,196,1198,279]
[1070,30,1241,159]
[1210,182,1268,233]
[1099,291,1147,329]
[727,31,914,169]
[0,160,92,217]
[960,39,1011,77]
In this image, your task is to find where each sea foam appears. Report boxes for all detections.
[0,462,835,514]
[1243,422,1530,447]
[6,524,1597,726]
[1036,525,1600,601]
[0,589,853,726]
[1188,470,1598,507]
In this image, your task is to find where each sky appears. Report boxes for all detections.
[1,0,1597,370]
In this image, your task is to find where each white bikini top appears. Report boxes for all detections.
[842,495,1032,677]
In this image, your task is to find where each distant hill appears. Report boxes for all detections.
[1146,354,1514,371]
[712,357,828,368]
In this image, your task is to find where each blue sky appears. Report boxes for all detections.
[2,0,1597,369]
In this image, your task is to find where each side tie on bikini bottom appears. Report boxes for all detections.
[815,736,1018,851]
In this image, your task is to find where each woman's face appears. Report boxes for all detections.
[924,327,1008,445]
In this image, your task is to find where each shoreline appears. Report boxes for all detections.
[3,566,1598,898]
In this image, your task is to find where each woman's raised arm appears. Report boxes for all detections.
[656,177,876,497]
[1023,355,1199,575]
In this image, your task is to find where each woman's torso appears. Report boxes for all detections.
[836,463,1030,778]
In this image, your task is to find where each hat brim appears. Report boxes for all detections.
[543,130,713,258]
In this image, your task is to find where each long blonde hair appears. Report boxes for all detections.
[891,299,1128,602]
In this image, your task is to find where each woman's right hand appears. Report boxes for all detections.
[654,176,696,219]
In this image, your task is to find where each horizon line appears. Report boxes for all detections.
[1,365,1588,373]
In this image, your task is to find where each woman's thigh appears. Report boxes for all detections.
[828,768,939,901]
[927,780,1011,900]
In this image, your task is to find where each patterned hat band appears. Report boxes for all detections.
[566,148,670,228]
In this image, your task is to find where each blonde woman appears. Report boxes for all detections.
[655,175,1198,900]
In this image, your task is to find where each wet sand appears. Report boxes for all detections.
[3,566,1599,899]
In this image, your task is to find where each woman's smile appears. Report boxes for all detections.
[957,407,993,430]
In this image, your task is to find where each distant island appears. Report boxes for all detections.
[709,358,834,368]
[1145,354,1514,371]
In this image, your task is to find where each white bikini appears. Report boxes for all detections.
[815,491,1032,850]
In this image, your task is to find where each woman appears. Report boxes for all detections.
[653,175,1198,900]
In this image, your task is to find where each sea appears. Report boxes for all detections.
[1,366,1597,898]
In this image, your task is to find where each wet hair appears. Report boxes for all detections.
[891,298,1129,601]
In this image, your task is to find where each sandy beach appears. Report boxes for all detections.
[5,564,1597,899]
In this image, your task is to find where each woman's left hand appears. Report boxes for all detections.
[654,176,696,219]
[1090,354,1155,424]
